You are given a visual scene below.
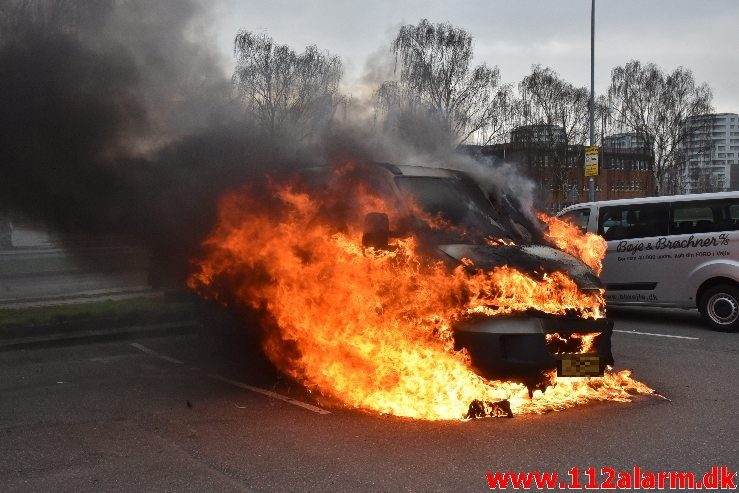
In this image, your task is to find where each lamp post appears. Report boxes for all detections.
[588,0,596,202]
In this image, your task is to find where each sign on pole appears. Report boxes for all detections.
[584,146,600,177]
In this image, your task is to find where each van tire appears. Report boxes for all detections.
[698,284,739,332]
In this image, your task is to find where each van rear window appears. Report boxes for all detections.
[598,203,668,240]
[670,199,739,234]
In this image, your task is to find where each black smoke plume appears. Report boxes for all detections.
[0,0,287,273]
[0,1,541,283]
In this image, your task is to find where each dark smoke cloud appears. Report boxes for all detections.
[0,1,542,282]
[0,0,283,270]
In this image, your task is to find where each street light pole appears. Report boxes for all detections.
[588,0,596,202]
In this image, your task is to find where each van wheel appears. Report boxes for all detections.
[699,284,739,332]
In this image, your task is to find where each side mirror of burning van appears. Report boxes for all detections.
[362,212,390,250]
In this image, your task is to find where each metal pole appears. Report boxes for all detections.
[588,0,596,202]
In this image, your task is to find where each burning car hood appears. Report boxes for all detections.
[437,244,603,291]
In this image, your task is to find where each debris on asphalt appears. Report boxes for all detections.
[465,399,513,419]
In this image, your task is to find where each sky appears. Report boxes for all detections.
[208,0,739,113]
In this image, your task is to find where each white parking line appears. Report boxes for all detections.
[130,342,330,415]
[206,373,331,415]
[613,329,699,340]
[130,342,185,364]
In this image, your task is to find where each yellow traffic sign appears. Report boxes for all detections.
[584,146,599,177]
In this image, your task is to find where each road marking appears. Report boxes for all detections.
[130,342,185,364]
[130,342,330,415]
[91,354,138,364]
[613,329,699,340]
[206,373,331,415]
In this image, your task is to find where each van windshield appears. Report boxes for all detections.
[395,176,511,243]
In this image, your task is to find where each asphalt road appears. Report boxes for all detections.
[1,308,737,492]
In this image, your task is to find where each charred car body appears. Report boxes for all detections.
[299,162,614,387]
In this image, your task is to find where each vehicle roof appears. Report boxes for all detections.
[559,191,739,213]
[299,162,465,179]
[391,164,462,178]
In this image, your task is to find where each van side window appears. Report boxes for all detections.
[559,208,590,232]
[598,203,668,240]
[671,199,739,234]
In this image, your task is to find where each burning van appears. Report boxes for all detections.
[189,161,647,420]
[333,163,613,385]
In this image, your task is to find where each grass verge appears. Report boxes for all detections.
[0,296,194,328]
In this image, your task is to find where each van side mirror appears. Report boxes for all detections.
[362,212,390,250]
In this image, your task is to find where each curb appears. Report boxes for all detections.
[0,320,199,351]
[0,289,160,309]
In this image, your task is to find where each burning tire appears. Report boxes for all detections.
[699,283,739,332]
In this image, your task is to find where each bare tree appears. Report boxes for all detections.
[519,65,590,147]
[518,65,590,208]
[687,166,720,194]
[379,19,509,144]
[233,31,343,143]
[475,83,518,145]
[375,80,422,116]
[607,60,713,195]
[593,94,613,145]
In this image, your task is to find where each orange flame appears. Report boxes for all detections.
[539,213,607,275]
[545,332,601,354]
[189,170,652,420]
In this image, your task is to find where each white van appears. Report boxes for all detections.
[558,192,739,332]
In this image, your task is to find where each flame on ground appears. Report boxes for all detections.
[189,170,653,420]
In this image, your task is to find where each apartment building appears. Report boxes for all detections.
[680,112,739,192]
